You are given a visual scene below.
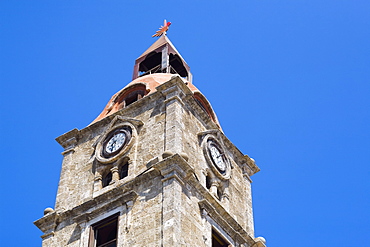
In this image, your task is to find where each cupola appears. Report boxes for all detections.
[91,34,219,128]
[132,35,192,83]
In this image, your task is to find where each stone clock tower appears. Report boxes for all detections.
[34,34,266,247]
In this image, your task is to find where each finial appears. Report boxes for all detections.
[152,19,172,37]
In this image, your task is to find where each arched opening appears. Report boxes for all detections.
[139,51,162,75]
[217,187,223,201]
[119,161,129,180]
[102,171,112,188]
[169,53,188,77]
[206,175,212,190]
[138,51,189,78]
[116,84,147,109]
[124,90,145,107]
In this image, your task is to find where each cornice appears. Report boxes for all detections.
[35,152,259,245]
[153,153,257,246]
[34,184,138,235]
[198,130,260,177]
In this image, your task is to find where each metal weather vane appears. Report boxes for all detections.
[152,19,172,37]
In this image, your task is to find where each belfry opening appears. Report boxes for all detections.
[138,51,188,78]
[132,35,192,82]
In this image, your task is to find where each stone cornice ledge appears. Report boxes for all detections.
[198,199,256,246]
[151,153,258,246]
[56,128,79,153]
[34,189,138,235]
[156,75,193,97]
[153,153,194,183]
[72,190,138,224]
[198,130,260,176]
[33,211,58,236]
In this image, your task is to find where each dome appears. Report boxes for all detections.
[91,74,219,127]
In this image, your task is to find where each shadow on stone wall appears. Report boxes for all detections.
[67,224,82,245]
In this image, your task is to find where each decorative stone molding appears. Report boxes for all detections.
[241,163,253,182]
[245,155,259,175]
[162,150,174,159]
[111,167,119,182]
[56,128,79,154]
[198,199,256,247]
[94,116,143,164]
[73,190,138,225]
[210,181,220,197]
[93,174,103,192]
[180,152,189,161]
[198,130,261,178]
[220,187,230,211]
[44,207,54,215]
[157,76,193,99]
[150,153,257,246]
[41,231,55,240]
[34,187,138,240]
[199,131,232,180]
[125,200,134,233]
[153,153,193,186]
[34,211,58,240]
[163,86,185,106]
[252,237,267,247]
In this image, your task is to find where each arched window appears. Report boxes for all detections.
[116,84,147,109]
[217,187,223,201]
[119,162,129,180]
[102,171,112,188]
[124,90,145,107]
[206,175,212,190]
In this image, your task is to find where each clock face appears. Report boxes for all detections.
[105,132,126,154]
[102,128,131,158]
[209,143,226,172]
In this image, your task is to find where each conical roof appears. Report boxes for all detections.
[136,35,188,66]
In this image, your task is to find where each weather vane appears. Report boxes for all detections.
[152,19,172,37]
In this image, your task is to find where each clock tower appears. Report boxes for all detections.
[34,33,266,247]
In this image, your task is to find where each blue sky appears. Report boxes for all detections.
[1,1,369,246]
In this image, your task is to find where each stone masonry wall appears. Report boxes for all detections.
[40,77,259,246]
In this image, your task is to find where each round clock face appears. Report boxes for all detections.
[102,128,131,158]
[105,132,126,154]
[209,143,226,172]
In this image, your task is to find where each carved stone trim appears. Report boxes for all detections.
[95,116,143,164]
[151,153,256,246]
[153,153,193,182]
[34,189,138,238]
[72,190,138,224]
[41,231,55,240]
[56,128,79,154]
[164,94,185,106]
[199,200,255,247]
[198,130,261,177]
[156,76,193,98]
[200,133,231,180]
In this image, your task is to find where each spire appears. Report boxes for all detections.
[132,23,192,83]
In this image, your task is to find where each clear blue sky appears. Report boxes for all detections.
[1,1,369,246]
